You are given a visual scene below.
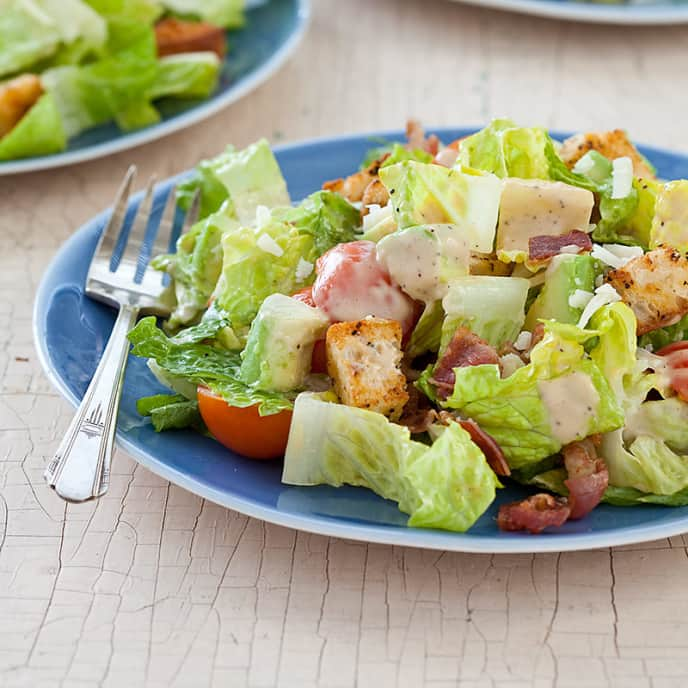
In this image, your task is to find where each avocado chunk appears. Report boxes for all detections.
[525,253,596,330]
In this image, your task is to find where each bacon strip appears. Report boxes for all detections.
[431,327,500,400]
[528,230,593,262]
[406,119,440,155]
[458,419,511,477]
[563,438,608,520]
[497,494,571,534]
[498,437,608,534]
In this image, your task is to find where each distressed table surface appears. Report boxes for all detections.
[3,1,688,686]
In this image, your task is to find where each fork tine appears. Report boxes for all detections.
[181,188,201,236]
[91,165,136,268]
[118,175,156,278]
[147,185,179,260]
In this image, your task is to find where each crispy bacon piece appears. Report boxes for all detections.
[563,438,609,520]
[497,494,571,534]
[458,419,511,477]
[398,386,438,433]
[528,230,593,263]
[430,327,500,399]
[406,119,440,155]
[155,18,226,58]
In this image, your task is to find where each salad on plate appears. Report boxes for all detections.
[0,0,245,161]
[126,118,688,535]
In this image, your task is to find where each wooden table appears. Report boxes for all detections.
[3,1,688,686]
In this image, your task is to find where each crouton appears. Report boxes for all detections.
[155,18,226,58]
[606,247,688,335]
[360,178,390,216]
[559,129,656,179]
[0,74,43,138]
[322,153,391,203]
[470,252,512,276]
[326,318,409,420]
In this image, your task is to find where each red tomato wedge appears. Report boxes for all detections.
[312,240,416,336]
[657,341,688,401]
[197,387,292,459]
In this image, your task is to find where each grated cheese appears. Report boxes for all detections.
[255,205,271,227]
[295,257,314,281]
[591,243,644,269]
[256,233,284,257]
[577,284,622,328]
[514,331,532,351]
[568,288,594,309]
[611,156,633,199]
[362,202,393,233]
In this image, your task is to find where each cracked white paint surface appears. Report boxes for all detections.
[2,1,688,686]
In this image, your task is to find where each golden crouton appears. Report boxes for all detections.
[360,178,390,216]
[0,74,43,138]
[322,153,391,203]
[326,319,409,420]
[559,129,655,179]
[155,18,226,58]
[606,247,688,335]
[470,252,512,276]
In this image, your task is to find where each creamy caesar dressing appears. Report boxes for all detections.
[538,371,600,445]
[377,225,470,302]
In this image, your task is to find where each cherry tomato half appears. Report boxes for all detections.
[197,387,293,459]
[312,240,416,336]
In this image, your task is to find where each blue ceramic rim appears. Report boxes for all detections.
[0,0,311,176]
[33,126,688,554]
[454,0,688,24]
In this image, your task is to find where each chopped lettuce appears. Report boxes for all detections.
[149,52,221,101]
[440,276,530,350]
[379,161,502,253]
[274,190,361,256]
[441,321,624,469]
[160,0,245,28]
[0,92,66,160]
[136,393,204,432]
[282,393,500,532]
[128,316,293,415]
[458,119,551,179]
[84,0,162,22]
[406,300,444,359]
[0,0,107,78]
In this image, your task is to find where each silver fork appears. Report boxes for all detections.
[45,167,200,503]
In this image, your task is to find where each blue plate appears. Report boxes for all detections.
[34,127,688,553]
[452,0,688,24]
[0,0,309,176]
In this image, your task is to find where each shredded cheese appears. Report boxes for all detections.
[514,331,532,351]
[256,233,284,257]
[568,289,594,310]
[255,205,271,227]
[577,284,622,328]
[362,202,393,233]
[559,244,583,254]
[591,243,644,269]
[295,257,314,281]
[500,353,525,378]
[611,156,633,199]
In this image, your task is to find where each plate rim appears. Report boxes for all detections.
[0,0,311,176]
[450,0,688,24]
[33,126,688,554]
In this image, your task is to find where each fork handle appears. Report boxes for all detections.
[45,304,139,502]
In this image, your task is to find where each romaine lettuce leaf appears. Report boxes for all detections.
[282,393,500,532]
[0,92,67,160]
[379,161,502,253]
[442,321,624,469]
[0,0,107,78]
[149,52,221,101]
[84,0,162,23]
[638,314,688,352]
[458,119,551,179]
[406,300,444,359]
[128,316,293,415]
[161,0,245,28]
[440,276,530,350]
[136,393,204,432]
